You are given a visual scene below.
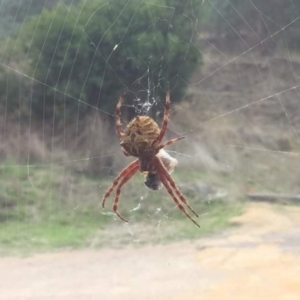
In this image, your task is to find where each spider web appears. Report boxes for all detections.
[0,0,300,252]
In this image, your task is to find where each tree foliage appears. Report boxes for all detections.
[11,0,202,120]
[0,0,59,38]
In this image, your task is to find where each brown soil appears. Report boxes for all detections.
[1,203,300,300]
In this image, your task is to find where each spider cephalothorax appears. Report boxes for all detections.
[102,90,200,227]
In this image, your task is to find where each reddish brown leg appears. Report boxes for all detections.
[112,163,139,222]
[115,91,126,138]
[156,156,199,218]
[102,160,138,208]
[155,157,200,227]
[156,89,170,144]
[157,136,185,152]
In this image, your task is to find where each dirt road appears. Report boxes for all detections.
[1,203,300,300]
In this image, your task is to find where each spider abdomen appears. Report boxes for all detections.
[121,116,160,157]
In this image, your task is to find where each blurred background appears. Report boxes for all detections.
[0,0,300,299]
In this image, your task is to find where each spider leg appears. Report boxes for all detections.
[102,159,138,208]
[156,156,199,218]
[157,136,185,152]
[115,91,126,138]
[156,89,170,144]
[112,163,139,222]
[155,157,200,227]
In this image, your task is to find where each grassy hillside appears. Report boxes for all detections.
[1,40,300,254]
[0,162,241,254]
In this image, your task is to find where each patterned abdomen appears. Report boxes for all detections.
[121,116,160,157]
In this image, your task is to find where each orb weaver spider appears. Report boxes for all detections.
[102,90,200,227]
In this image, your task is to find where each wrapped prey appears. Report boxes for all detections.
[144,149,178,190]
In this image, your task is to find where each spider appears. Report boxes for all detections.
[102,90,200,227]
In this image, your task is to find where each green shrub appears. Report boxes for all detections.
[12,0,203,120]
[0,65,31,116]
